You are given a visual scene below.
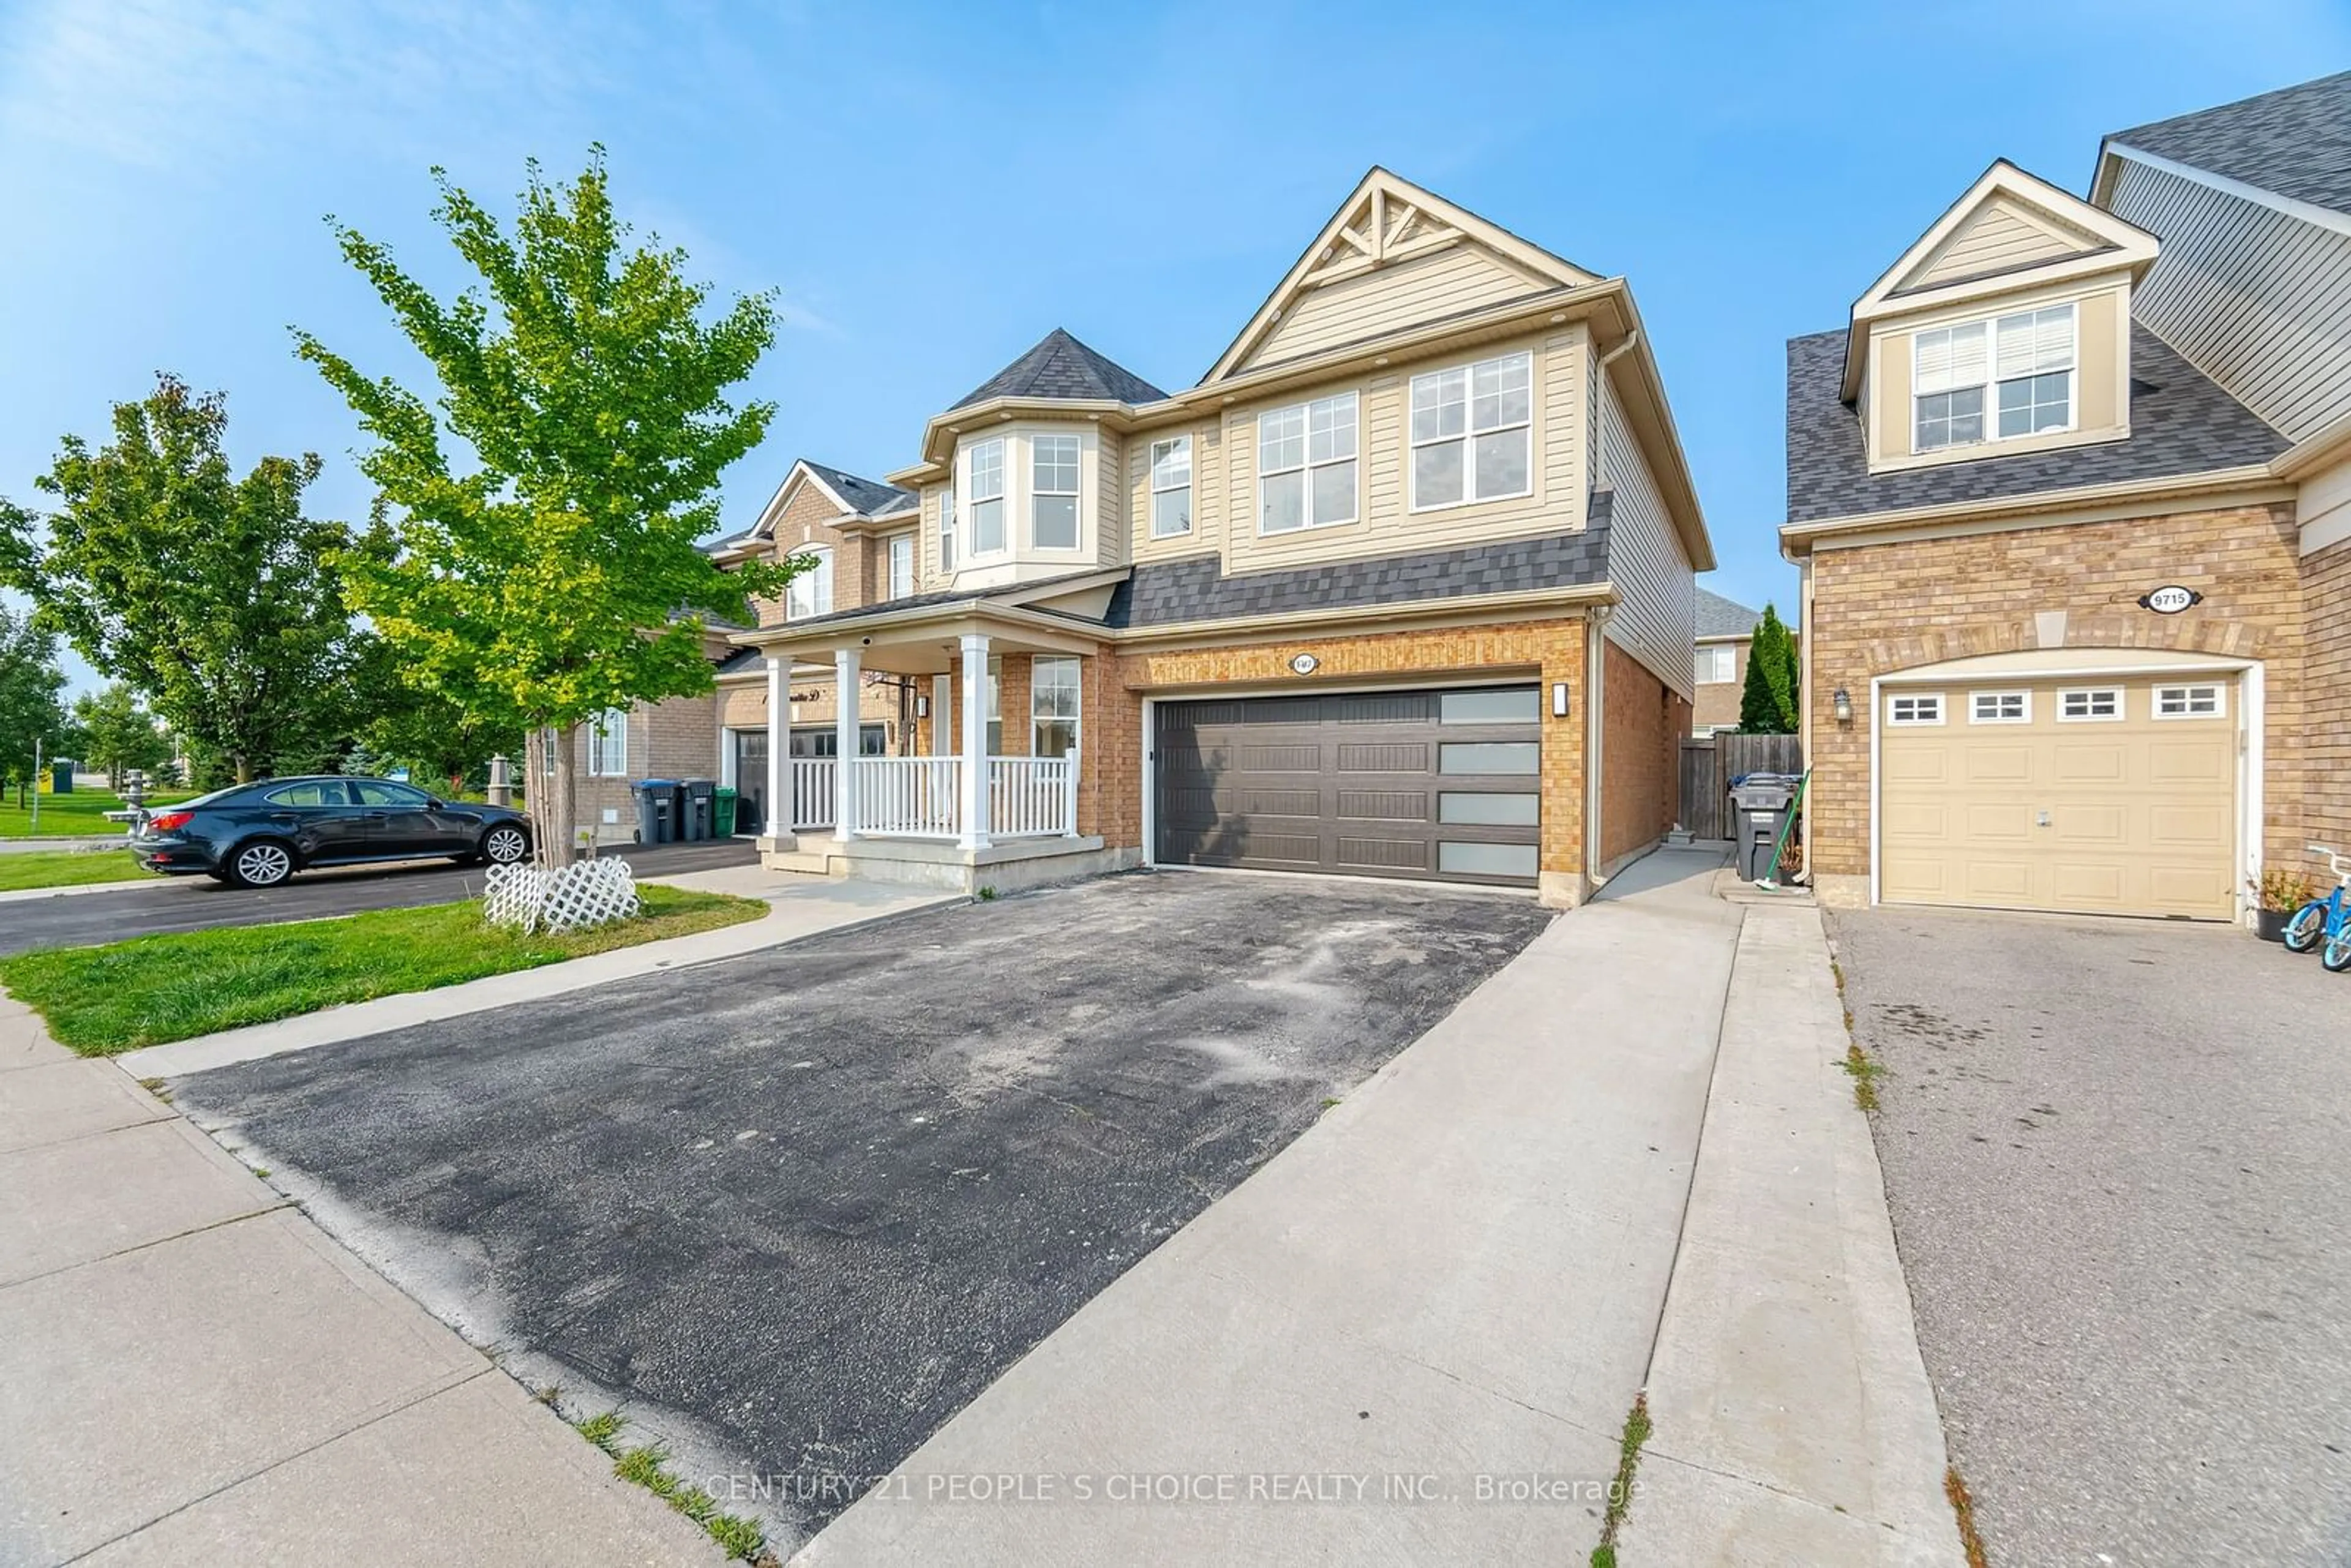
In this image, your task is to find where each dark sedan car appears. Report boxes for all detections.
[129,776,533,887]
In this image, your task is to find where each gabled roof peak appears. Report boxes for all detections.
[951,328,1168,411]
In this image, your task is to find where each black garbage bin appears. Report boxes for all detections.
[1729,773,1800,880]
[681,779,716,842]
[631,779,680,844]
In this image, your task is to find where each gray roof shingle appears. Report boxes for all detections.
[1784,325,2289,525]
[2110,71,2351,214]
[1697,587,1760,640]
[951,328,1168,410]
[803,460,917,518]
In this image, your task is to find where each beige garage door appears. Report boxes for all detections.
[1880,673,2238,919]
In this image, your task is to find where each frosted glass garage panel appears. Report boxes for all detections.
[1438,742,1539,775]
[1438,792,1539,825]
[1439,688,1540,724]
[1438,841,1539,877]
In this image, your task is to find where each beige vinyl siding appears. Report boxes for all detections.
[2107,154,2351,443]
[1204,325,1588,577]
[1598,380,1694,701]
[1907,198,2089,289]
[1235,245,1550,373]
[1095,428,1128,568]
[1128,422,1226,565]
[1867,281,2128,471]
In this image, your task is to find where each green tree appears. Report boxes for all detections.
[0,607,70,806]
[294,149,795,864]
[0,376,372,782]
[72,681,174,789]
[1738,603,1799,733]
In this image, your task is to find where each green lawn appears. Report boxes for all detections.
[0,789,194,838]
[0,850,150,893]
[0,886,767,1054]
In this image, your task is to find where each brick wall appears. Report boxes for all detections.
[1601,640,1685,866]
[2304,535,2351,852]
[1691,637,1747,731]
[1805,502,2305,881]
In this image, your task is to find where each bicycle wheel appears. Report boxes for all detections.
[2324,931,2351,973]
[2285,901,2330,953]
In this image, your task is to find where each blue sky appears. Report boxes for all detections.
[4,0,2346,696]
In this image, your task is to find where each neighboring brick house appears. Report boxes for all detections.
[730,168,1714,906]
[1783,72,2351,924]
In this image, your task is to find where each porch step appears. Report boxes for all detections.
[759,844,848,877]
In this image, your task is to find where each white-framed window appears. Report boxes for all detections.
[2154,683,2225,719]
[1259,391,1357,534]
[1969,690,2030,724]
[784,545,833,621]
[939,485,957,573]
[1032,433,1080,550]
[1913,303,2075,453]
[1411,350,1533,509]
[587,707,629,776]
[1032,654,1081,759]
[887,533,914,600]
[1695,644,1736,685]
[2058,687,2122,722]
[1886,692,1944,726]
[1150,435,1192,538]
[968,439,1007,556]
[985,653,1002,754]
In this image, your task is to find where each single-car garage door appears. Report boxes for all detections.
[1879,673,2238,919]
[1155,686,1542,887]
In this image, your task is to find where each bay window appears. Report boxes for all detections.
[1150,435,1192,538]
[1259,391,1357,534]
[968,439,1006,555]
[1032,655,1080,758]
[1032,433,1080,549]
[784,545,833,620]
[1913,302,2074,454]
[1411,350,1532,508]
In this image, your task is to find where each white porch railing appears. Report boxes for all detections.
[989,756,1077,839]
[790,759,835,831]
[855,756,961,839]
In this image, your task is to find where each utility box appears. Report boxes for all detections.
[681,779,715,841]
[1730,773,1800,880]
[631,779,680,844]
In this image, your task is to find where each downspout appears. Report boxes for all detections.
[1585,601,1614,898]
[1590,329,1642,489]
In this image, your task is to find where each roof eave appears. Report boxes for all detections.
[1779,462,2284,558]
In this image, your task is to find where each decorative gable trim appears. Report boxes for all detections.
[1202,167,1598,383]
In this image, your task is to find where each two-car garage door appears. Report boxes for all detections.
[1154,686,1544,888]
[1878,672,2239,920]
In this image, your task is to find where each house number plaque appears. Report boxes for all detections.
[1289,653,1320,675]
[2139,585,2202,615]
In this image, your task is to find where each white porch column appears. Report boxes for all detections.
[958,632,991,850]
[763,657,784,836]
[834,647,861,839]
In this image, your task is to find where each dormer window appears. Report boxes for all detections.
[1912,303,2075,454]
[1032,433,1081,550]
[968,438,1007,556]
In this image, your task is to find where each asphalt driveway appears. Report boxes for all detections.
[169,871,1552,1547]
[0,838,757,956]
[1830,906,2351,1567]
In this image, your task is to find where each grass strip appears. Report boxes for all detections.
[0,849,151,892]
[0,885,765,1054]
[1589,1390,1652,1567]
[0,791,191,839]
[574,1409,773,1564]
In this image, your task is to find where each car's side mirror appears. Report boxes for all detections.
[426,797,446,810]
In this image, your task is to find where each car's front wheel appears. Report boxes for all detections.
[225,839,296,889]
[481,824,531,866]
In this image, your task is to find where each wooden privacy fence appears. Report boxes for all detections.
[1678,733,1803,840]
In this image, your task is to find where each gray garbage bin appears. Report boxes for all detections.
[1730,773,1800,880]
[681,779,716,842]
[632,779,680,844]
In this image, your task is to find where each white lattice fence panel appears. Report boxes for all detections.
[482,859,641,935]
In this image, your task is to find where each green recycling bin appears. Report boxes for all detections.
[713,786,738,838]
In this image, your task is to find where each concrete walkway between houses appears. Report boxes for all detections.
[0,994,723,1567]
[795,850,1959,1567]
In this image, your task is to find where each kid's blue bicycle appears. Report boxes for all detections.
[2283,845,2351,971]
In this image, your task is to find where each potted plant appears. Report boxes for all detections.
[2251,866,2315,942]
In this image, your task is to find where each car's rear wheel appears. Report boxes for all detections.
[225,839,296,888]
[481,824,530,866]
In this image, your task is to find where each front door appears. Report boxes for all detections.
[730,729,768,835]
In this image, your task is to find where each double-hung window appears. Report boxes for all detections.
[1032,655,1081,759]
[1694,645,1736,685]
[1913,304,2075,453]
[968,440,1006,556]
[1150,436,1193,538]
[1411,350,1532,508]
[1259,391,1357,534]
[784,545,833,621]
[939,485,957,572]
[587,707,629,776]
[887,533,914,599]
[1032,434,1080,550]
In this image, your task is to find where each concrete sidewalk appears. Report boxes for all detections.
[0,996,720,1567]
[1622,902,1959,1565]
[794,847,1743,1566]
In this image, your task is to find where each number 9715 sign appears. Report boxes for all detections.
[2139,585,2202,615]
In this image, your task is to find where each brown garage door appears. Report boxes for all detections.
[1154,686,1542,887]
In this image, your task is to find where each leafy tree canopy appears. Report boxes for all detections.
[71,681,174,786]
[0,606,70,803]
